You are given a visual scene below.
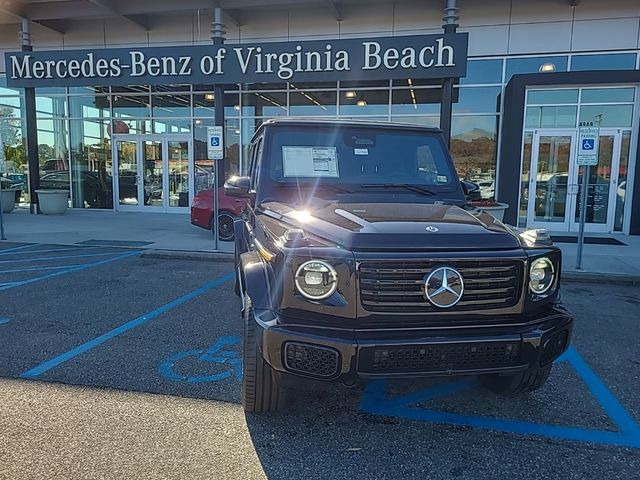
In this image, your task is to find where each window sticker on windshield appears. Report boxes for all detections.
[282,146,339,178]
[354,148,368,156]
[437,175,449,183]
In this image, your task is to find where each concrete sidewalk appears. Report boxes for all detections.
[0,207,638,281]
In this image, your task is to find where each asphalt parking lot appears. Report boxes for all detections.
[0,241,638,480]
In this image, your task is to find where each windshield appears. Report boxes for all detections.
[262,126,458,201]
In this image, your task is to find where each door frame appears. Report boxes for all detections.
[527,129,578,232]
[112,134,193,213]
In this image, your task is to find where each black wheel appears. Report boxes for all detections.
[213,211,236,242]
[480,365,552,395]
[242,296,285,413]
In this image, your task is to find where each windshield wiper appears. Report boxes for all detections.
[274,183,353,194]
[360,183,437,196]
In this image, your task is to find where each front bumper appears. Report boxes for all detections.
[255,306,574,382]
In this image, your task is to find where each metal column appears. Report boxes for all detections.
[212,7,226,188]
[21,20,40,214]
[440,0,459,146]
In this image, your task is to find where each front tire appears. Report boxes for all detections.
[242,297,285,413]
[480,364,552,395]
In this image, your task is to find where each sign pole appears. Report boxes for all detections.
[575,123,600,270]
[0,129,6,240]
[576,164,589,270]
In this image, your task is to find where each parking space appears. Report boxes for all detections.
[0,243,639,479]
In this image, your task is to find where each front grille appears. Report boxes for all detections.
[359,341,522,374]
[359,259,524,313]
[284,342,340,378]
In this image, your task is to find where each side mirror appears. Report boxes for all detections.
[461,180,481,202]
[224,176,251,197]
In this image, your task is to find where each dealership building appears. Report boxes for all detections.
[1,0,639,249]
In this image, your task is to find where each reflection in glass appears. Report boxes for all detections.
[533,136,571,223]
[526,106,577,128]
[117,140,138,206]
[570,53,636,72]
[37,117,70,199]
[527,89,578,105]
[579,105,633,128]
[615,131,631,231]
[391,88,440,115]
[289,88,337,116]
[168,141,190,207]
[152,94,191,117]
[505,56,568,81]
[69,96,110,118]
[573,135,614,225]
[112,95,151,118]
[339,90,389,116]
[70,119,113,208]
[142,140,163,207]
[241,92,287,117]
[519,132,533,227]
[460,59,503,85]
[450,116,498,192]
[453,87,501,114]
[579,88,634,104]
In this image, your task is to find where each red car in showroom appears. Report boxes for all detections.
[191,186,249,241]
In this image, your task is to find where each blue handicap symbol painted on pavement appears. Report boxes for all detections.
[159,336,242,384]
[0,317,10,325]
[582,138,595,151]
[359,346,640,449]
[210,136,220,147]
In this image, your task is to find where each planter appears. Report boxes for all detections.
[0,188,18,213]
[474,202,509,222]
[36,189,69,215]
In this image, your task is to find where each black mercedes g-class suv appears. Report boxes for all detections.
[226,119,573,413]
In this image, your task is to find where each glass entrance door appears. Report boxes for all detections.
[528,130,577,231]
[527,129,623,233]
[113,135,192,213]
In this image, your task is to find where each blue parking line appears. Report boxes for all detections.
[0,251,140,292]
[0,251,128,265]
[0,244,34,254]
[20,271,234,379]
[0,246,124,257]
[0,264,93,275]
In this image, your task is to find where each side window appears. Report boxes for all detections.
[250,137,263,191]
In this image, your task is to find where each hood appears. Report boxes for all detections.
[259,201,521,251]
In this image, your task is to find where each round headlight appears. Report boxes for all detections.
[295,260,338,300]
[529,257,555,295]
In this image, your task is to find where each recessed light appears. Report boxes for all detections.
[356,99,367,107]
[538,62,556,73]
[205,93,215,101]
[345,90,357,99]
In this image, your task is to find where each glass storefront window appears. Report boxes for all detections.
[525,106,577,128]
[0,77,21,96]
[338,90,389,116]
[527,89,579,105]
[390,116,440,127]
[0,97,23,113]
[453,87,501,114]
[519,132,533,227]
[505,56,568,81]
[615,131,631,231]
[69,118,113,208]
[153,119,192,134]
[193,92,241,119]
[152,94,191,118]
[570,53,636,72]
[241,91,287,117]
[37,116,70,199]
[36,95,68,117]
[112,95,151,118]
[391,88,440,115]
[69,96,110,118]
[581,88,635,104]
[579,105,633,127]
[461,59,503,85]
[68,86,109,95]
[289,88,337,116]
[450,115,498,190]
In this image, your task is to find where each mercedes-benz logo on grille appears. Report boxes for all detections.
[424,266,464,308]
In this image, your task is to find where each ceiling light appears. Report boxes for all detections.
[345,90,357,99]
[234,104,240,110]
[356,99,367,107]
[205,93,215,101]
[538,62,556,73]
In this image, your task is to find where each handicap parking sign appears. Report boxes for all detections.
[211,136,220,147]
[582,138,595,151]
[207,126,224,160]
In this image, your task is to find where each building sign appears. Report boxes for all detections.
[207,126,224,160]
[577,126,600,166]
[5,33,468,88]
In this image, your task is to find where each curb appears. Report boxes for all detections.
[562,271,640,285]
[140,250,234,262]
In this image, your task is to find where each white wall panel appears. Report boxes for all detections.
[571,18,640,51]
[288,6,339,39]
[510,0,574,23]
[462,25,510,56]
[338,3,393,35]
[573,0,640,20]
[104,19,148,47]
[31,24,64,49]
[509,22,572,54]
[147,15,195,46]
[61,20,106,48]
[460,0,511,27]
[238,9,289,42]
[392,1,441,32]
